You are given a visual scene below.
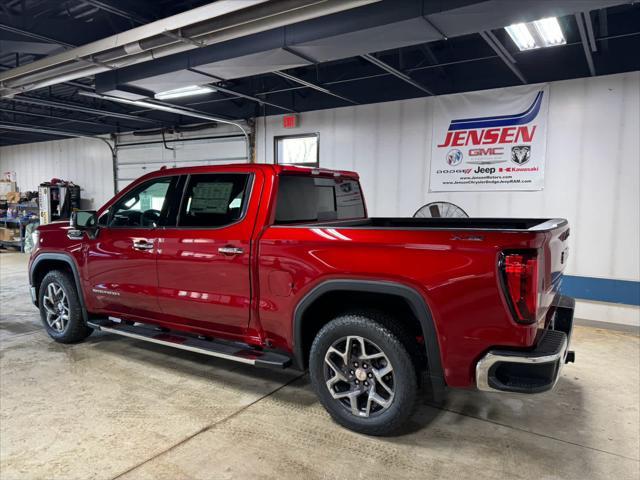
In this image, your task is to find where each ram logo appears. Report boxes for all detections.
[511,145,531,165]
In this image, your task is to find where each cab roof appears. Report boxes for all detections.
[137,163,358,179]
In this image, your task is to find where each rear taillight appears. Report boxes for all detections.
[500,251,539,324]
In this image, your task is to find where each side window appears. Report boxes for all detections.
[178,174,250,228]
[109,177,174,228]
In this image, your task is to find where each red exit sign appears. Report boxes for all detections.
[282,114,298,129]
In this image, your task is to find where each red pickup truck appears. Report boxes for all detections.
[29,164,575,435]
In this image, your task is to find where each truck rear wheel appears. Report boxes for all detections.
[309,312,419,436]
[38,270,92,344]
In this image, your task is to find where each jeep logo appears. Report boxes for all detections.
[473,166,496,174]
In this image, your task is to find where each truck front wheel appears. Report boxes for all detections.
[38,270,92,344]
[309,312,419,436]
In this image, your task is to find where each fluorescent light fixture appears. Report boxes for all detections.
[505,17,566,51]
[154,84,215,100]
[533,17,565,47]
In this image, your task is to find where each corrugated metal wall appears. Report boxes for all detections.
[256,71,640,286]
[0,137,114,209]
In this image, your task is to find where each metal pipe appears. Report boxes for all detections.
[0,0,379,96]
[79,91,252,160]
[0,106,114,128]
[0,23,75,48]
[0,1,269,83]
[7,96,164,125]
[82,0,150,25]
[189,67,296,113]
[0,122,115,155]
[272,71,358,105]
[360,53,433,95]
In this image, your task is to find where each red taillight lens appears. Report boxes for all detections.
[501,252,539,324]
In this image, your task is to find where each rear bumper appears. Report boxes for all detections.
[476,295,575,394]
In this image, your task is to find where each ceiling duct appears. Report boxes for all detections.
[0,0,380,97]
[95,0,630,103]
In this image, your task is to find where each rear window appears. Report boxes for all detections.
[275,175,365,224]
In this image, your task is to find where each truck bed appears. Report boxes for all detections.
[311,217,567,231]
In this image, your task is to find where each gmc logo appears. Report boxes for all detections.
[469,147,503,156]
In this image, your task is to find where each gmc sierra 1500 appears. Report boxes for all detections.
[29,164,575,435]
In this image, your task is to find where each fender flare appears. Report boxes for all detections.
[292,279,445,389]
[30,252,89,322]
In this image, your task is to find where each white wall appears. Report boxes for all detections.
[256,72,640,325]
[0,123,249,209]
[257,72,640,281]
[1,72,637,324]
[0,137,114,209]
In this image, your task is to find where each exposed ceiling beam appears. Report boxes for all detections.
[0,0,378,96]
[575,13,596,76]
[582,11,598,52]
[7,96,164,125]
[598,9,609,51]
[82,0,151,25]
[361,53,433,95]
[257,54,499,97]
[271,71,358,105]
[0,106,114,128]
[0,23,74,48]
[479,31,527,84]
[0,122,115,154]
[188,67,296,113]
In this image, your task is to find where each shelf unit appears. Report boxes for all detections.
[0,203,38,252]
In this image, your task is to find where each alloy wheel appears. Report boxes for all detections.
[324,335,395,418]
[42,282,70,333]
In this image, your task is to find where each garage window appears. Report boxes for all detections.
[275,133,319,167]
[177,174,250,228]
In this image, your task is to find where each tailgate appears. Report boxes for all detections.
[538,220,571,322]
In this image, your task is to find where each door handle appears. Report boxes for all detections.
[133,240,154,251]
[218,246,244,256]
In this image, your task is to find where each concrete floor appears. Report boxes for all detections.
[1,250,638,480]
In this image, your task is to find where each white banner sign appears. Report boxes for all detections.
[430,84,549,191]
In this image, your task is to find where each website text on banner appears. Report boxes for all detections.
[430,84,550,192]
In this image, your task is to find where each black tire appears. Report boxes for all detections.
[38,270,92,344]
[309,311,419,436]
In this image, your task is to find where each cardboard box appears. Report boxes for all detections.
[0,227,20,242]
[0,181,17,200]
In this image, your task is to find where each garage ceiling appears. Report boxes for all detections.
[1,0,639,146]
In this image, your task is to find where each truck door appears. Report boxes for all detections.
[155,171,260,338]
[85,175,179,319]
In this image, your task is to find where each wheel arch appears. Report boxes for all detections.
[30,253,88,322]
[292,279,445,390]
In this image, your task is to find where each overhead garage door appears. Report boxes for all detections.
[115,133,249,192]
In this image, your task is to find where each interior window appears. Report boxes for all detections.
[109,177,173,228]
[275,133,319,166]
[178,174,250,227]
[275,175,366,224]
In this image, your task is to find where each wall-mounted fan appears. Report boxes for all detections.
[413,202,469,218]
